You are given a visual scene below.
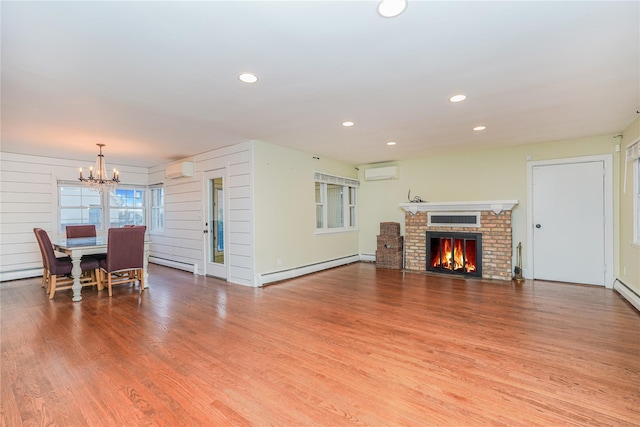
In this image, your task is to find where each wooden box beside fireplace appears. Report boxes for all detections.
[376,222,403,269]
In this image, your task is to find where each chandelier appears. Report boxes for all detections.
[79,143,119,192]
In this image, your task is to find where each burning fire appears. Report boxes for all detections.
[432,238,476,273]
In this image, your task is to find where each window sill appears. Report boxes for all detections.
[315,228,359,236]
[631,241,640,249]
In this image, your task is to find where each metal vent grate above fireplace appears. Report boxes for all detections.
[428,211,481,228]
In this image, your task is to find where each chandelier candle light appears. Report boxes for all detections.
[79,143,119,192]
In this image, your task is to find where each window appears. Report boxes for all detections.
[315,182,324,228]
[59,185,103,232]
[635,159,640,244]
[58,182,148,233]
[348,186,356,228]
[150,186,164,231]
[627,138,640,245]
[314,172,359,233]
[109,188,145,228]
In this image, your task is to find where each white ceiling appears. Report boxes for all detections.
[2,1,638,168]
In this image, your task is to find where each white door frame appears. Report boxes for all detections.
[203,168,228,279]
[526,154,614,288]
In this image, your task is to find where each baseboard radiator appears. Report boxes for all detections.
[0,268,42,283]
[149,256,197,274]
[613,278,640,312]
[255,254,361,287]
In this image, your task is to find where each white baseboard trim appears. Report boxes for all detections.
[0,268,42,283]
[149,257,196,274]
[360,254,376,262]
[613,279,640,312]
[1,259,193,283]
[256,255,360,287]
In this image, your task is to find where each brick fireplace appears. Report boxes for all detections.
[400,201,518,281]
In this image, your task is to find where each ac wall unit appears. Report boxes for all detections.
[165,162,194,179]
[364,166,398,181]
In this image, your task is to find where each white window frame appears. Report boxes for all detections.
[108,186,146,228]
[626,137,640,247]
[634,158,640,246]
[149,184,165,233]
[58,182,104,233]
[314,172,359,234]
[57,181,149,234]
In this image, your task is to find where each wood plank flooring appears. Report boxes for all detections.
[1,262,639,426]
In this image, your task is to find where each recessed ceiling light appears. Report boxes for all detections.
[386,141,397,146]
[377,0,407,18]
[342,121,354,127]
[473,126,486,131]
[449,94,467,103]
[238,73,258,84]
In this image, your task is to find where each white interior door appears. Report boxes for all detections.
[531,160,605,286]
[204,169,226,279]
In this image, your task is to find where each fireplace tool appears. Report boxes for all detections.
[513,242,525,284]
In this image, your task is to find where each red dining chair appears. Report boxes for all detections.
[65,223,106,263]
[33,228,100,299]
[65,224,96,238]
[33,229,50,290]
[123,225,146,279]
[99,227,146,297]
[121,225,146,281]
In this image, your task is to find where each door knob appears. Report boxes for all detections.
[535,224,541,229]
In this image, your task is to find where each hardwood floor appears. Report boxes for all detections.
[1,263,638,426]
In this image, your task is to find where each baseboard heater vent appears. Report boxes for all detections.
[613,278,640,312]
[149,256,197,274]
[256,255,360,287]
[0,267,42,282]
[428,212,481,228]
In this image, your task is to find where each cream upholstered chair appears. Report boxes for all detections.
[99,227,146,297]
[33,228,100,299]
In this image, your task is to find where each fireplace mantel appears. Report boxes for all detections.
[400,200,518,215]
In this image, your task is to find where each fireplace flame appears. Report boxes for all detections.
[432,238,476,273]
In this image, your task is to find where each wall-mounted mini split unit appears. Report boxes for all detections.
[364,166,398,181]
[165,162,195,179]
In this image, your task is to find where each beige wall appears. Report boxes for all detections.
[619,117,640,294]
[357,134,621,280]
[252,141,359,276]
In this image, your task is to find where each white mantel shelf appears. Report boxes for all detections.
[400,200,519,215]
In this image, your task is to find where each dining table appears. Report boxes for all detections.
[52,236,150,302]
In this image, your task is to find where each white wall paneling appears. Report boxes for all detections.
[148,142,255,285]
[0,152,148,281]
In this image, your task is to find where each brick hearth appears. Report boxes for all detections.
[400,201,517,281]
